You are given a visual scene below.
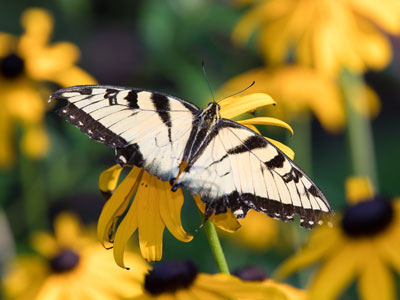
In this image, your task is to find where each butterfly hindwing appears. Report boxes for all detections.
[53,85,199,182]
[176,119,331,228]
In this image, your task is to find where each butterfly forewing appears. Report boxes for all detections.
[53,85,198,182]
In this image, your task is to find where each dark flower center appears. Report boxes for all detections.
[233,266,267,282]
[49,249,80,273]
[144,260,198,295]
[0,53,25,78]
[341,197,394,237]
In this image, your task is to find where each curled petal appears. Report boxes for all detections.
[156,179,193,242]
[265,137,295,160]
[243,124,261,134]
[238,116,293,135]
[219,93,276,119]
[98,164,123,193]
[97,168,141,247]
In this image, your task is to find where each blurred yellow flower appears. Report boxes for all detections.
[0,8,96,167]
[97,93,294,264]
[227,210,279,251]
[275,177,400,300]
[234,266,308,300]
[131,260,287,300]
[3,212,150,300]
[233,0,400,76]
[220,65,380,133]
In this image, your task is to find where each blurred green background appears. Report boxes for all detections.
[1,0,400,297]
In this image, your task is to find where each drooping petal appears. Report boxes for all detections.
[309,243,363,300]
[376,235,400,274]
[112,198,139,268]
[97,168,141,247]
[219,93,276,119]
[157,179,193,242]
[358,250,395,300]
[0,108,15,168]
[265,137,295,160]
[137,173,165,262]
[238,116,293,135]
[193,196,241,232]
[98,164,123,193]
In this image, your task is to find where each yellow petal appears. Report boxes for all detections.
[0,109,15,168]
[193,196,241,232]
[98,164,123,192]
[157,179,193,242]
[219,93,276,119]
[196,273,286,300]
[309,243,363,300]
[345,176,374,204]
[243,124,261,134]
[263,280,307,300]
[25,42,81,80]
[112,199,139,268]
[19,8,53,50]
[30,232,58,257]
[229,210,278,251]
[274,226,342,280]
[53,212,82,248]
[97,167,141,247]
[238,117,293,135]
[358,252,395,300]
[137,173,165,262]
[0,33,16,57]
[265,137,295,160]
[20,124,49,159]
[189,286,226,300]
[52,66,97,87]
[376,235,400,274]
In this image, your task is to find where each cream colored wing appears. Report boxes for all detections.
[176,119,331,228]
[52,85,198,182]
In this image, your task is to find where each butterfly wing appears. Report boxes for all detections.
[176,119,331,228]
[52,85,199,182]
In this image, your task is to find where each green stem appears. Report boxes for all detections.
[199,212,230,274]
[340,70,379,190]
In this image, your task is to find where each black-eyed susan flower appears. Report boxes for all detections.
[275,177,400,300]
[97,93,294,263]
[0,8,95,167]
[233,0,400,76]
[234,266,307,300]
[3,212,150,300]
[131,260,287,300]
[219,65,380,133]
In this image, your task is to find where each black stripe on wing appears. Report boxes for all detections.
[56,102,128,148]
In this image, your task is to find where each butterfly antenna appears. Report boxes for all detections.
[216,81,255,104]
[202,61,216,103]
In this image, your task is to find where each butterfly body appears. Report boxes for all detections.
[52,85,332,228]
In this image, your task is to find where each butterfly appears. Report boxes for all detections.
[51,85,332,228]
